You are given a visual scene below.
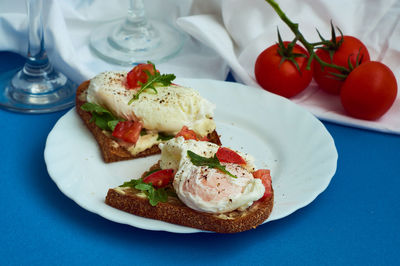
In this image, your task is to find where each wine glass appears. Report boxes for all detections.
[0,0,76,114]
[89,0,184,65]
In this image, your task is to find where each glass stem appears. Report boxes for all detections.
[127,0,147,25]
[24,0,52,75]
[125,0,147,29]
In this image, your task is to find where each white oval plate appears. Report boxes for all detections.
[44,78,338,233]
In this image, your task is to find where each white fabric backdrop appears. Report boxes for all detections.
[0,0,228,83]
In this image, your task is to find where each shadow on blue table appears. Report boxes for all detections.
[0,52,26,87]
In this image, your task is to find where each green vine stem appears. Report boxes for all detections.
[265,0,349,73]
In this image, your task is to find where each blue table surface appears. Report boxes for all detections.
[0,51,399,265]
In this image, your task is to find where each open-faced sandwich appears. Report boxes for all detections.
[76,62,221,163]
[105,136,274,233]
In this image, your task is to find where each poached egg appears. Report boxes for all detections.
[159,137,265,213]
[86,71,216,137]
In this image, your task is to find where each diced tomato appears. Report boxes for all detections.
[216,147,246,165]
[199,136,209,142]
[126,63,158,89]
[143,169,175,188]
[175,126,198,140]
[253,169,272,200]
[112,121,142,144]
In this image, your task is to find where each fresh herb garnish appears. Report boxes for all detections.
[128,61,176,104]
[143,168,162,177]
[187,150,238,178]
[157,132,175,141]
[107,120,120,131]
[81,102,123,131]
[121,178,168,206]
[140,129,147,136]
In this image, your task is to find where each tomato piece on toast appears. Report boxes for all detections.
[112,121,142,144]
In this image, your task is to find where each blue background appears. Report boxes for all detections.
[1,52,399,265]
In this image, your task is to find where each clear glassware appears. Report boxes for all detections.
[0,0,76,114]
[90,0,184,65]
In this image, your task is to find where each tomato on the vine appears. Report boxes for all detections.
[314,35,370,94]
[126,63,158,89]
[255,42,313,98]
[340,61,397,120]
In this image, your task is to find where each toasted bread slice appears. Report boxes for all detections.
[76,81,222,163]
[105,163,274,233]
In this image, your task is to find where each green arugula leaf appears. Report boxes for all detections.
[81,102,123,131]
[120,177,168,206]
[165,187,177,197]
[157,132,175,141]
[143,168,162,177]
[107,120,120,131]
[81,102,112,114]
[140,129,147,136]
[187,150,238,178]
[121,179,141,188]
[153,189,168,205]
[135,183,153,191]
[128,61,176,104]
[90,113,110,130]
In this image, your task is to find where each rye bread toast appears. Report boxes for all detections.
[105,163,274,233]
[76,81,222,163]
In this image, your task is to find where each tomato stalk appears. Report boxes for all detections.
[265,0,350,74]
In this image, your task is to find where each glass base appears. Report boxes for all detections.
[90,19,185,65]
[0,68,76,114]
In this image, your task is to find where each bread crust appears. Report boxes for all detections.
[105,163,274,233]
[75,80,222,163]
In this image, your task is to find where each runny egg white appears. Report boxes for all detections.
[159,137,265,213]
[86,71,216,137]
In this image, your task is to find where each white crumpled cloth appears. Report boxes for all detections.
[177,0,400,134]
[1,0,399,134]
[0,0,229,82]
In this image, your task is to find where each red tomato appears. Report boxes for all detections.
[112,121,142,143]
[253,169,272,200]
[175,126,198,140]
[314,35,370,94]
[216,147,246,165]
[143,169,175,188]
[126,63,157,89]
[255,42,313,98]
[340,61,397,120]
[199,136,209,142]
